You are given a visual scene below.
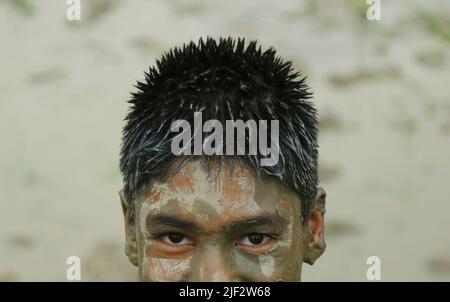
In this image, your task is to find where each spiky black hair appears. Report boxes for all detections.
[120,37,319,222]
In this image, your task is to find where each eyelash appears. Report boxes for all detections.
[154,232,276,248]
[156,233,194,246]
[236,233,276,247]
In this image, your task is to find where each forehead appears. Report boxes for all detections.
[140,159,299,225]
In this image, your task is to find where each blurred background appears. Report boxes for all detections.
[0,0,449,281]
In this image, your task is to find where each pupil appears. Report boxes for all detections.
[248,234,264,245]
[168,234,183,244]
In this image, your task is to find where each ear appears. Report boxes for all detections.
[303,187,326,265]
[120,190,138,266]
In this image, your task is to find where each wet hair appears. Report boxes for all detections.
[120,37,319,221]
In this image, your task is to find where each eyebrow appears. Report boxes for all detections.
[146,214,198,232]
[145,213,287,234]
[227,216,287,233]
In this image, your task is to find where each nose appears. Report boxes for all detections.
[189,244,241,281]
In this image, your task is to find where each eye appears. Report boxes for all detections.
[159,233,194,246]
[237,233,274,248]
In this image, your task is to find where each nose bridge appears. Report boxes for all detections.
[191,243,236,281]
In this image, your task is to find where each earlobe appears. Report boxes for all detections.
[303,187,327,265]
[119,190,139,266]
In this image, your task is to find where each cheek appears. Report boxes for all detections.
[146,257,193,281]
[265,215,303,280]
[252,244,301,281]
[233,251,283,281]
[141,241,193,281]
[258,255,276,278]
[277,221,303,281]
[136,220,194,281]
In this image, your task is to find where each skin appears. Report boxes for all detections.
[120,159,326,281]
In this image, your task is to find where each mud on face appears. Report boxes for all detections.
[121,158,326,281]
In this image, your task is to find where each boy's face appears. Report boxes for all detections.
[121,159,326,281]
